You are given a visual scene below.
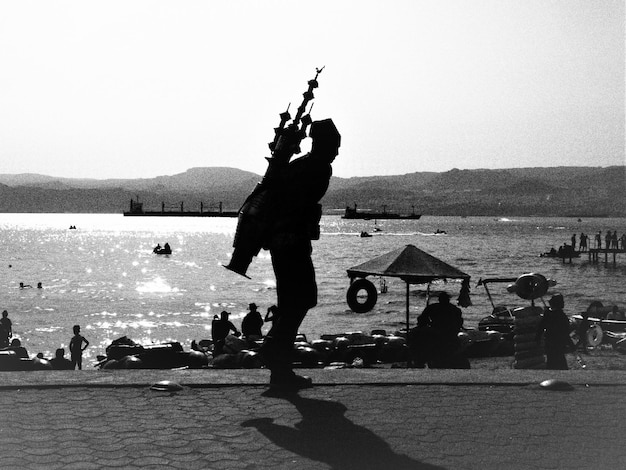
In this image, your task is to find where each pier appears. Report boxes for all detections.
[588,248,626,266]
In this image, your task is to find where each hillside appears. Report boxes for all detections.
[0,166,623,217]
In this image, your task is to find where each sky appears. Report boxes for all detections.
[0,0,623,179]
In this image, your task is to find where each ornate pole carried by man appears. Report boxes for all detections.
[225,68,341,390]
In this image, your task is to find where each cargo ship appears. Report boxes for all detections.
[342,204,421,220]
[123,198,238,217]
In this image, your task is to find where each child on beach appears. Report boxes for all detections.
[69,325,89,370]
[0,310,12,348]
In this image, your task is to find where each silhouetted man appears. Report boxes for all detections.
[411,291,466,368]
[261,119,341,389]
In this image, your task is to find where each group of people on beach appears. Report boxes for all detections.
[210,303,279,356]
[0,310,89,370]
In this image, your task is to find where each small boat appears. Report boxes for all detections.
[360,231,372,238]
[570,301,626,339]
[540,248,580,258]
[476,277,521,337]
[153,243,172,255]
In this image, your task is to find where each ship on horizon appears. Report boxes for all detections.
[342,204,421,220]
[123,197,238,217]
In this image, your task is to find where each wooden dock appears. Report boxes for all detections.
[587,248,626,266]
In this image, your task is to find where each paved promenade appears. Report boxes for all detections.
[0,369,625,469]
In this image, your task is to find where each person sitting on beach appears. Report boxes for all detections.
[69,325,89,370]
[50,348,74,370]
[607,306,625,321]
[410,292,467,369]
[7,338,29,359]
[241,303,263,340]
[211,311,240,356]
[0,310,12,348]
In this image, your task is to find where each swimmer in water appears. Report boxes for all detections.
[19,282,32,289]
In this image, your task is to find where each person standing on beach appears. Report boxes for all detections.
[69,324,89,370]
[0,310,12,348]
[536,294,571,370]
[260,119,341,389]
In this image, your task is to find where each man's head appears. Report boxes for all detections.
[310,119,340,161]
[438,292,451,304]
[220,311,230,320]
[249,303,257,311]
[549,294,564,309]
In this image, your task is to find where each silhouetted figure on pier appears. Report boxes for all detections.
[595,231,602,249]
[579,232,587,252]
[571,234,576,251]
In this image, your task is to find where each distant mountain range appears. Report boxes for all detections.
[0,166,624,217]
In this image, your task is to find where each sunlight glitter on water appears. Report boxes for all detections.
[2,213,626,365]
[136,277,179,293]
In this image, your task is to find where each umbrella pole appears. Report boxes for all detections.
[406,282,410,368]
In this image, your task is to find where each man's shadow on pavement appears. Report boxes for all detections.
[241,391,443,470]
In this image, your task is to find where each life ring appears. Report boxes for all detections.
[346,278,378,313]
[507,273,549,300]
[585,324,603,347]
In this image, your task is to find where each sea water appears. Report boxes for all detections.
[1,213,625,364]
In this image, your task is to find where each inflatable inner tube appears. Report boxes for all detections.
[586,324,603,347]
[346,278,378,313]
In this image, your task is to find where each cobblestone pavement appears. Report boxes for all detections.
[0,370,625,469]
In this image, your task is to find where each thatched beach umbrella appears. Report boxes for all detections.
[346,244,471,335]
